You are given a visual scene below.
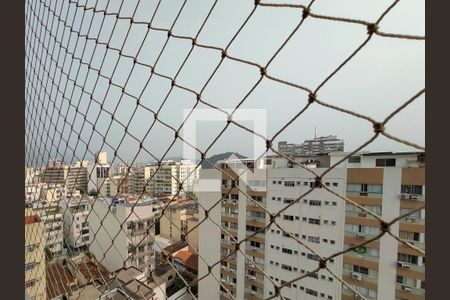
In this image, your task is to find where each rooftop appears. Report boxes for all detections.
[173,250,198,273]
[46,262,76,299]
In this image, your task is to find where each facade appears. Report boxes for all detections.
[132,160,200,196]
[197,152,424,300]
[339,152,425,300]
[65,161,89,194]
[87,151,111,196]
[159,201,198,250]
[39,183,67,204]
[264,165,346,300]
[60,198,91,249]
[25,214,47,300]
[40,160,66,185]
[198,159,267,300]
[278,135,344,157]
[39,208,64,256]
[88,197,162,275]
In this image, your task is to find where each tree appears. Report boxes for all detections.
[88,189,98,197]
[44,247,53,262]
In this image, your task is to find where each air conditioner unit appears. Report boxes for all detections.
[251,291,257,295]
[248,262,255,268]
[358,212,367,217]
[351,272,362,281]
[221,278,226,283]
[400,193,410,200]
[405,217,415,222]
[410,195,420,200]
[356,233,366,239]
[397,261,411,269]
[402,285,412,292]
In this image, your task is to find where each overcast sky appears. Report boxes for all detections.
[26,0,425,166]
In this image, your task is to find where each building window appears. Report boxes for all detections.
[399,231,420,242]
[347,183,383,194]
[309,200,321,206]
[25,279,37,288]
[250,241,260,248]
[398,253,419,265]
[305,288,318,296]
[284,181,295,187]
[282,248,293,255]
[375,158,396,167]
[401,185,423,195]
[284,215,294,221]
[25,245,36,252]
[308,218,320,225]
[353,265,369,275]
[348,156,361,163]
[396,275,404,284]
[281,264,292,271]
[307,253,320,261]
[308,236,320,244]
[25,263,36,271]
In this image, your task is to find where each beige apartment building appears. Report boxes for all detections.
[159,201,199,251]
[340,153,425,300]
[25,213,47,300]
[132,160,200,196]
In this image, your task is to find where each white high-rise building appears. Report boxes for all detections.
[60,198,92,249]
[87,152,113,197]
[88,197,162,276]
[197,151,425,300]
[264,164,346,300]
[278,135,344,157]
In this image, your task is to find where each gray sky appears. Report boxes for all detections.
[26,0,425,165]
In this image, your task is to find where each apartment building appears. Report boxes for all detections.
[148,160,196,195]
[338,152,425,300]
[60,198,92,249]
[87,151,112,196]
[40,160,66,185]
[25,214,47,300]
[132,165,151,194]
[40,183,67,204]
[264,163,346,300]
[88,197,162,276]
[65,161,89,194]
[278,135,344,157]
[39,161,85,200]
[36,207,64,256]
[159,201,199,250]
[25,183,42,203]
[197,151,424,300]
[198,158,267,300]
